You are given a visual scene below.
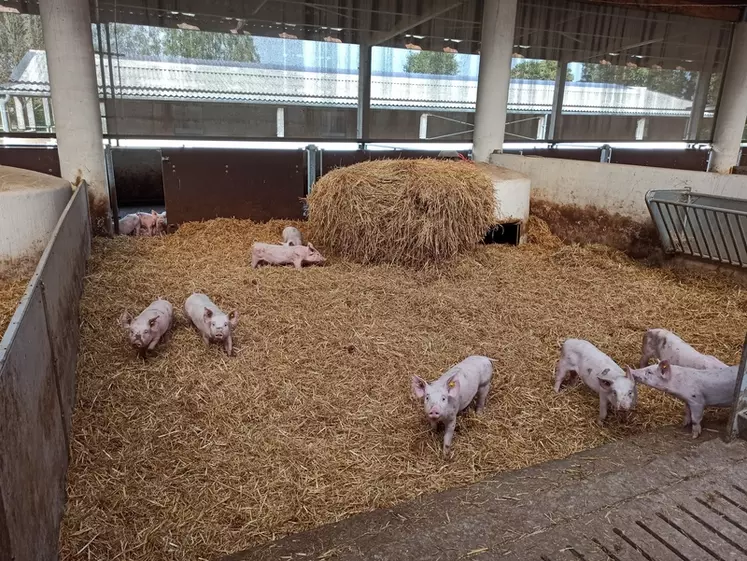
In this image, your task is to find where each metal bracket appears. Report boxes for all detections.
[600,144,612,163]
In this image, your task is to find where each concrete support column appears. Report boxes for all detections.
[635,117,648,140]
[39,0,111,234]
[276,107,285,138]
[711,19,747,173]
[473,0,518,162]
[419,113,429,139]
[42,97,52,131]
[25,98,36,131]
[13,97,25,130]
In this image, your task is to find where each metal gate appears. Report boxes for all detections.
[646,189,747,267]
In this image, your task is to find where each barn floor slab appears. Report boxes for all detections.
[222,427,747,561]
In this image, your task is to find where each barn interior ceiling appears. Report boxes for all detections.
[4,0,746,71]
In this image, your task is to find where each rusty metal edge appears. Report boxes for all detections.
[0,181,89,370]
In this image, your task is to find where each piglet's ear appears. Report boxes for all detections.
[119,311,133,329]
[148,317,157,328]
[447,375,460,397]
[203,307,213,319]
[228,310,239,329]
[624,366,633,379]
[307,243,317,253]
[597,369,613,390]
[659,360,671,380]
[411,376,427,399]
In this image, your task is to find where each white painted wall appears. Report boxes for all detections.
[476,163,530,230]
[490,153,747,220]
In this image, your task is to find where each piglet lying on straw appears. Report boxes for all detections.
[251,242,325,270]
[119,298,173,358]
[411,355,493,458]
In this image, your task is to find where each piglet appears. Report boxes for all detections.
[156,211,167,235]
[251,242,325,270]
[630,361,737,438]
[119,298,173,357]
[119,213,140,236]
[640,328,727,370]
[411,355,493,457]
[555,339,636,424]
[136,211,159,237]
[282,226,304,246]
[184,293,239,356]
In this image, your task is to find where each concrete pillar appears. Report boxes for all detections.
[419,113,429,139]
[536,114,548,140]
[473,0,518,162]
[39,0,111,234]
[276,107,285,137]
[711,19,747,173]
[42,97,52,131]
[25,98,36,130]
[635,117,648,140]
[12,97,25,130]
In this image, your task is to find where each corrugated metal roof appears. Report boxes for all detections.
[1,50,697,117]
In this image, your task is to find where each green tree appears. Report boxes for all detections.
[511,59,573,81]
[404,51,458,75]
[0,13,44,83]
[581,63,696,100]
[109,23,259,63]
[163,28,258,62]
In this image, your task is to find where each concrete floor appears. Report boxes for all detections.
[224,427,747,561]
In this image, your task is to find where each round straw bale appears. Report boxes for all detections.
[307,158,496,267]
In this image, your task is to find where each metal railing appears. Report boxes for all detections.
[0,182,90,561]
[646,189,747,267]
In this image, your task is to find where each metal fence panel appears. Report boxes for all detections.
[38,186,91,433]
[0,183,89,561]
[0,283,67,561]
[646,189,747,267]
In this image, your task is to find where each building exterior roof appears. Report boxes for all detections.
[2,50,697,117]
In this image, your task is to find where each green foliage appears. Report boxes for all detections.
[109,23,259,63]
[0,14,44,83]
[510,59,574,81]
[580,63,696,100]
[403,51,458,75]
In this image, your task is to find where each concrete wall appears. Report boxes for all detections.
[0,183,90,561]
[490,153,747,220]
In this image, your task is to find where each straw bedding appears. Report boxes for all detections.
[61,218,747,561]
[0,257,37,338]
[307,159,495,267]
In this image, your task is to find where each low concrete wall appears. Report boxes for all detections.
[0,183,90,561]
[490,154,747,220]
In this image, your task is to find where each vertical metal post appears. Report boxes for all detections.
[686,71,711,141]
[727,332,747,441]
[104,22,119,146]
[548,58,569,141]
[306,144,319,195]
[357,43,372,144]
[105,145,119,234]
